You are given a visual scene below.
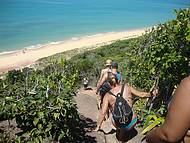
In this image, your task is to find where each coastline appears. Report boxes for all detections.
[0,27,150,73]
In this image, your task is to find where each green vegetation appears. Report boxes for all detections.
[68,8,190,134]
[0,8,189,142]
[0,62,81,142]
[126,8,189,133]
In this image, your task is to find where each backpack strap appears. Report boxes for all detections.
[108,83,125,97]
[120,83,125,97]
[108,90,117,97]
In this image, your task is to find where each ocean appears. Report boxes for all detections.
[0,0,189,53]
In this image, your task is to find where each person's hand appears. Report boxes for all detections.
[151,88,158,96]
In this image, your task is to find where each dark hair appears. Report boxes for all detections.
[111,61,118,69]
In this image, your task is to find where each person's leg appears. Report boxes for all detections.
[96,93,102,109]
[111,116,117,128]
[97,96,102,110]
[105,108,110,120]
[98,94,104,109]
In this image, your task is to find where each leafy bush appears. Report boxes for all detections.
[0,61,81,142]
[0,8,189,142]
[125,8,190,106]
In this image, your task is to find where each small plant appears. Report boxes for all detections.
[141,114,165,135]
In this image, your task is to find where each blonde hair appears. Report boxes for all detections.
[107,74,117,86]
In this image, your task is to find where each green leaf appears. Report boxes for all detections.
[157,117,165,123]
[186,23,190,38]
[38,136,43,143]
[5,96,13,100]
[141,120,160,135]
[144,115,155,128]
[45,123,52,132]
[58,131,65,141]
[33,118,39,126]
[54,113,60,119]
[37,111,44,118]
[42,118,46,124]
[186,33,190,41]
[38,124,42,129]
[34,137,39,143]
[15,136,21,143]
[22,131,30,137]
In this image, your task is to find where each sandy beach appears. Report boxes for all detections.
[0,28,149,73]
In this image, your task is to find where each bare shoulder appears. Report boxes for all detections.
[101,68,109,74]
[104,93,110,100]
[174,76,190,100]
[123,83,132,98]
[101,69,108,76]
[180,76,190,90]
[103,92,113,104]
[175,76,190,98]
[172,76,190,105]
[124,83,131,92]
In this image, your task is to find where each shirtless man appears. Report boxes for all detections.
[146,75,190,143]
[97,61,151,99]
[96,59,112,107]
[94,74,155,142]
[94,75,134,131]
[96,59,112,93]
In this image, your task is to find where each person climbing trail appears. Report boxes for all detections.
[94,73,157,142]
[96,59,112,108]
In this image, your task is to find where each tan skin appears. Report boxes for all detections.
[94,80,153,131]
[146,76,190,143]
[96,65,112,108]
[96,65,111,93]
[96,70,151,98]
[94,82,133,131]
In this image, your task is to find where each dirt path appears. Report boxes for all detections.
[0,86,145,142]
[74,87,145,143]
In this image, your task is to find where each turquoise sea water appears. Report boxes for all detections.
[0,0,189,52]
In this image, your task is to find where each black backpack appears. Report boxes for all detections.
[98,71,121,97]
[109,84,133,126]
[99,81,111,97]
[98,72,114,97]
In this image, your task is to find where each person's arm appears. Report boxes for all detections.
[129,86,151,97]
[146,76,190,143]
[119,74,123,84]
[123,84,133,107]
[96,70,104,86]
[94,94,109,131]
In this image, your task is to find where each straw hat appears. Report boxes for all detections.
[105,59,112,66]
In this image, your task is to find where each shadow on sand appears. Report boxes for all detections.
[76,115,98,143]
